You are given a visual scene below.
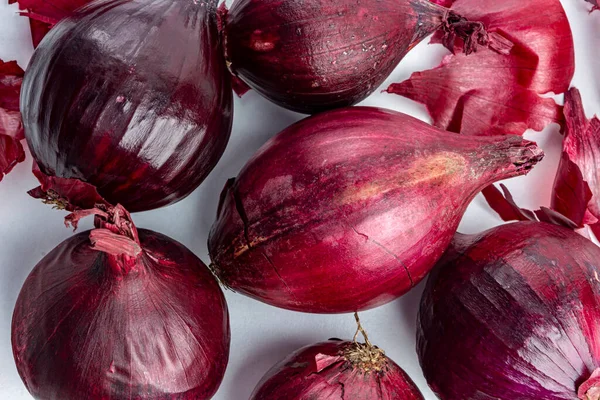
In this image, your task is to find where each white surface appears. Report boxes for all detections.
[1,1,599,398]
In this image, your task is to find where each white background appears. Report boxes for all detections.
[0,1,599,398]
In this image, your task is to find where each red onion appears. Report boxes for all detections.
[208,106,544,313]
[0,59,25,181]
[21,0,233,212]
[251,314,423,399]
[222,0,511,114]
[418,221,600,400]
[12,205,230,399]
[387,0,574,136]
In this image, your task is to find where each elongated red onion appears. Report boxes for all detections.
[419,221,600,400]
[208,107,544,313]
[12,205,230,399]
[21,0,233,212]
[222,0,511,114]
[388,0,574,136]
[251,315,423,399]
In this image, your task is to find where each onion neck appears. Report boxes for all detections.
[343,313,387,373]
[66,204,143,274]
[473,135,544,192]
[409,0,513,55]
[579,369,600,400]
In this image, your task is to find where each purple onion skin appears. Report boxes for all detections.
[208,107,544,314]
[250,340,424,399]
[224,0,449,114]
[21,0,233,212]
[419,222,600,400]
[12,229,230,400]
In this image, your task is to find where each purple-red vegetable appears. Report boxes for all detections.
[0,59,25,181]
[208,106,544,313]
[222,0,511,114]
[388,0,574,136]
[419,221,600,400]
[251,315,424,399]
[21,0,233,212]
[12,205,230,399]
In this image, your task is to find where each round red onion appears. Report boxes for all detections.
[208,107,544,313]
[418,221,600,400]
[12,205,230,399]
[251,315,423,399]
[21,0,233,212]
[222,0,510,114]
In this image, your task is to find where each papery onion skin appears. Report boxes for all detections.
[419,221,600,400]
[388,0,574,136]
[21,0,233,212]
[250,339,424,399]
[208,107,544,313]
[0,59,26,181]
[552,88,600,237]
[12,214,230,399]
[482,183,582,229]
[9,0,92,47]
[223,0,496,114]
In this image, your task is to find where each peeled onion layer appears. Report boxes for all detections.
[418,221,600,400]
[586,0,600,12]
[28,161,110,212]
[483,88,600,238]
[553,88,600,237]
[12,205,230,400]
[21,0,233,212]
[387,0,574,136]
[250,339,424,399]
[208,107,544,314]
[481,183,583,231]
[223,0,511,114]
[0,60,25,181]
[8,0,92,47]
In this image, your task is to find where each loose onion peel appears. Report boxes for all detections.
[0,60,25,182]
[387,0,574,137]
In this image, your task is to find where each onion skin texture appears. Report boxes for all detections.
[208,107,544,313]
[418,222,600,400]
[21,0,233,212]
[9,0,93,47]
[552,88,600,236]
[12,228,230,399]
[0,59,25,180]
[387,0,574,137]
[224,0,457,114]
[250,340,424,399]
